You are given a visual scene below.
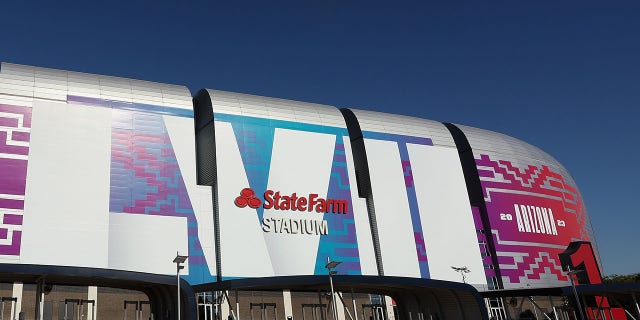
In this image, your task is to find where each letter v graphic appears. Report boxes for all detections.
[231,119,275,221]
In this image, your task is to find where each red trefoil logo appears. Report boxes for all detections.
[235,188,262,209]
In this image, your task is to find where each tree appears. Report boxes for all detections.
[602,273,640,283]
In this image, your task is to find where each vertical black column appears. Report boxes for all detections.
[443,123,504,290]
[193,89,222,282]
[339,108,384,276]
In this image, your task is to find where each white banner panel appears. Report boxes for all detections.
[212,111,372,278]
[108,213,188,274]
[343,138,378,275]
[263,128,336,275]
[407,144,487,286]
[215,121,275,278]
[21,101,111,268]
[364,138,420,277]
[164,116,217,276]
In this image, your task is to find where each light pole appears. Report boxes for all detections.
[325,257,342,320]
[174,252,188,320]
[566,266,586,320]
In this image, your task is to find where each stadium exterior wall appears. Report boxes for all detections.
[0,62,598,316]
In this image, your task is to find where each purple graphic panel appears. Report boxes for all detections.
[0,103,32,256]
[314,137,361,275]
[476,154,591,288]
[109,109,214,284]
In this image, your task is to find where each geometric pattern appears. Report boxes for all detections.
[314,137,361,275]
[362,131,433,278]
[217,113,364,275]
[0,103,32,257]
[399,145,430,278]
[470,206,496,278]
[475,154,591,288]
[229,116,275,222]
[108,108,213,284]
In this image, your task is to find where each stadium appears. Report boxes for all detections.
[0,62,636,320]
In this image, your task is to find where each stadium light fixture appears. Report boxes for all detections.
[174,252,188,320]
[451,266,470,284]
[325,257,342,320]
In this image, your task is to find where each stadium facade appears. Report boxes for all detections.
[0,63,609,320]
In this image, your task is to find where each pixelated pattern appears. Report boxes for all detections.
[228,117,275,222]
[314,137,361,275]
[0,103,31,257]
[363,131,432,278]
[470,206,496,278]
[68,95,194,118]
[108,108,214,284]
[399,148,430,278]
[215,113,364,275]
[475,154,591,288]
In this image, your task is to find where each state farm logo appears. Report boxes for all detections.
[233,187,348,236]
[233,188,348,214]
[234,188,262,209]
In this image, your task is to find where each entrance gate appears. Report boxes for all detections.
[250,303,278,320]
[197,300,215,320]
[60,298,96,320]
[0,297,17,320]
[197,302,215,320]
[197,291,218,320]
[486,298,507,320]
[362,304,386,320]
[302,304,327,320]
[123,300,150,320]
[58,299,76,320]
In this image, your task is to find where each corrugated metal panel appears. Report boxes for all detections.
[0,63,35,98]
[205,89,346,128]
[1,62,192,110]
[0,94,34,107]
[456,124,576,185]
[348,108,456,147]
[1,63,35,80]
[68,73,101,99]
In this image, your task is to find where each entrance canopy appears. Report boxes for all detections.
[195,275,488,320]
[480,283,640,319]
[0,263,195,320]
[480,283,640,300]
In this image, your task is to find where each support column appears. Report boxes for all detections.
[335,292,346,320]
[221,291,231,320]
[236,290,240,320]
[34,278,45,320]
[318,291,326,320]
[11,282,23,320]
[385,296,395,320]
[351,290,358,320]
[283,290,293,320]
[87,286,98,320]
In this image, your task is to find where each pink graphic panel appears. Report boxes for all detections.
[0,103,32,257]
[476,154,591,288]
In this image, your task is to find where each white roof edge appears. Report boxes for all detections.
[204,88,346,128]
[1,62,192,110]
[455,123,574,180]
[347,108,456,147]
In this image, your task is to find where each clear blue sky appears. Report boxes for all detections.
[2,0,638,275]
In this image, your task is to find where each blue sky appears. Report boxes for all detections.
[2,0,639,275]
